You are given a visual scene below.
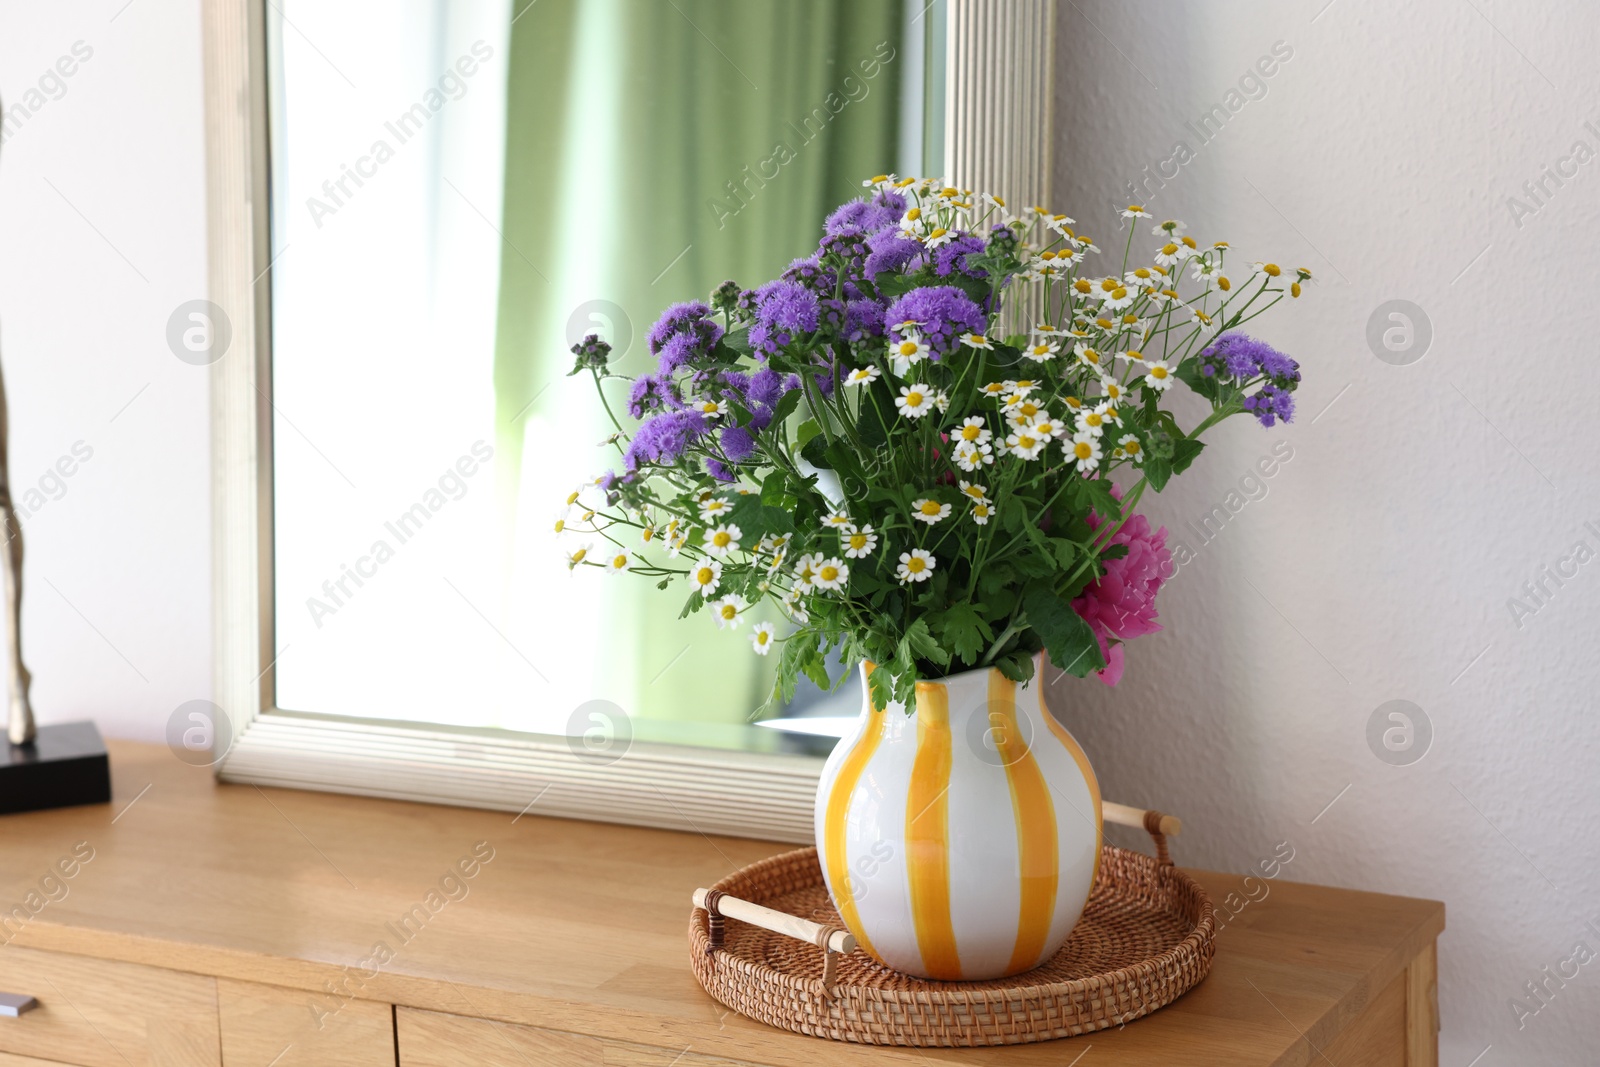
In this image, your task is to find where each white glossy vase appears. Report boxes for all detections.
[813,653,1102,980]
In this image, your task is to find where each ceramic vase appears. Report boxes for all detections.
[813,653,1101,980]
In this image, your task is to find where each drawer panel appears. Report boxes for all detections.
[397,1007,761,1067]
[0,944,219,1067]
[218,978,394,1066]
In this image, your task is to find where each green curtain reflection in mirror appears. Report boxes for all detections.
[493,0,904,726]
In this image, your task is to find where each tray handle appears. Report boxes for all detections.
[1103,801,1182,867]
[693,887,855,999]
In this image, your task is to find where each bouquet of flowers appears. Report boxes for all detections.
[565,176,1304,710]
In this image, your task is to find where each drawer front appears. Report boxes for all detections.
[218,978,394,1067]
[397,1007,762,1067]
[0,945,220,1067]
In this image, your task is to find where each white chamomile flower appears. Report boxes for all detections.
[979,381,1010,399]
[603,550,631,576]
[765,547,787,574]
[1191,258,1221,285]
[565,543,592,570]
[982,192,1008,211]
[1028,417,1065,439]
[1154,241,1189,267]
[1099,378,1129,404]
[954,416,993,446]
[1097,402,1123,426]
[695,399,727,419]
[812,557,849,591]
[688,559,723,596]
[1044,212,1076,235]
[845,365,881,386]
[791,552,823,592]
[933,390,951,414]
[924,226,955,248]
[1152,219,1186,237]
[1004,395,1045,425]
[1077,408,1110,436]
[911,498,951,525]
[1143,360,1175,391]
[1074,344,1103,370]
[757,533,789,554]
[821,511,853,529]
[783,586,810,624]
[971,501,993,525]
[961,332,994,351]
[957,480,988,502]
[1096,277,1136,311]
[897,549,936,583]
[898,206,925,236]
[954,440,994,471]
[750,621,777,655]
[1121,204,1152,219]
[704,523,742,557]
[667,530,689,558]
[1068,432,1103,473]
[710,593,747,629]
[890,331,930,374]
[1117,434,1145,465]
[699,496,731,521]
[1124,267,1161,291]
[1006,428,1048,460]
[863,173,896,190]
[1025,338,1060,361]
[895,383,936,419]
[842,524,879,559]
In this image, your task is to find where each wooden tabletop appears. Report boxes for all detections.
[0,741,1443,1065]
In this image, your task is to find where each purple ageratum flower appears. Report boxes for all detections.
[627,373,681,418]
[704,458,736,483]
[1242,383,1295,427]
[720,424,757,463]
[931,232,987,280]
[647,301,723,375]
[622,409,708,471]
[842,297,886,342]
[864,227,923,278]
[824,189,908,236]
[748,278,820,359]
[1199,332,1301,388]
[883,285,986,359]
[747,366,787,408]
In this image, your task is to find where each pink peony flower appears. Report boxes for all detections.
[1072,509,1172,687]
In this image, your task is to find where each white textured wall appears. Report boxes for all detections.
[0,0,210,741]
[1046,3,1600,1065]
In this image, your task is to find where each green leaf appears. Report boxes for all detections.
[1170,438,1206,476]
[935,604,993,664]
[1022,586,1106,677]
[992,649,1036,684]
[1143,454,1174,492]
[904,617,950,668]
[796,419,823,452]
[866,664,893,711]
[801,432,831,470]
[873,273,922,300]
[770,387,803,428]
[721,327,751,356]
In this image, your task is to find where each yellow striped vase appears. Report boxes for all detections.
[813,654,1102,980]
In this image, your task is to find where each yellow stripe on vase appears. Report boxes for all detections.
[1037,670,1103,891]
[906,680,962,980]
[822,664,890,961]
[988,673,1059,974]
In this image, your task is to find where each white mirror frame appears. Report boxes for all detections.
[205,0,1055,843]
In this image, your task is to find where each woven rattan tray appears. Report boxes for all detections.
[689,821,1215,1047]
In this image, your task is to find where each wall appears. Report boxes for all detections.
[0,0,210,742]
[1046,2,1599,1065]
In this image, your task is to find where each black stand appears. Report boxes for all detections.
[0,721,112,815]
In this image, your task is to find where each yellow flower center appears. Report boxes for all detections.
[566,491,580,505]
[1085,413,1102,427]
[961,424,982,441]
[1218,277,1231,291]
[1162,243,1179,256]
[1064,396,1081,409]
[819,565,840,583]
[898,341,919,356]
[1074,442,1093,460]
[929,227,947,240]
[906,558,926,574]
[906,207,921,221]
[1112,287,1128,300]
[1264,263,1281,276]
[756,631,770,645]
[553,519,565,533]
[905,390,924,406]
[571,548,587,563]
[849,533,868,550]
[1124,440,1141,454]
[719,604,736,620]
[611,554,627,569]
[1073,279,1092,293]
[1133,268,1152,279]
[712,531,731,548]
[1182,236,1197,248]
[695,566,714,585]
[1151,366,1169,379]
[1019,401,1040,418]
[1032,345,1050,356]
[1100,277,1119,292]
[1127,204,1145,212]
[919,501,943,516]
[1018,436,1038,450]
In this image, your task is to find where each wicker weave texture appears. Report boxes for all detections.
[689,845,1215,1047]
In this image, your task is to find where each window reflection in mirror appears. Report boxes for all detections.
[266,0,943,751]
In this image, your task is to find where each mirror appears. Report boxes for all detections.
[264,0,943,755]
